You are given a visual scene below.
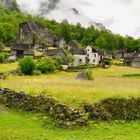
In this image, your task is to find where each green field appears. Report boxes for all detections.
[0,63,140,106]
[1,63,140,139]
[0,106,140,140]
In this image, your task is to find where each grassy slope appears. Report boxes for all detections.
[0,64,140,106]
[0,106,140,140]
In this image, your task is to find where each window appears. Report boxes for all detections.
[94,54,96,57]
[93,60,95,62]
[79,59,82,62]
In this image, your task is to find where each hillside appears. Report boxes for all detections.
[0,5,140,53]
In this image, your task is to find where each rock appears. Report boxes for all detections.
[76,70,93,80]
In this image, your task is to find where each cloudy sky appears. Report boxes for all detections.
[17,0,140,38]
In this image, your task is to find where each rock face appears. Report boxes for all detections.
[10,20,67,61]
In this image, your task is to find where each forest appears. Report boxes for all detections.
[0,3,140,52]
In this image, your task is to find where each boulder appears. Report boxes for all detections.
[76,70,93,80]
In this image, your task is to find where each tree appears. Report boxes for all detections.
[19,57,36,75]
[37,57,55,73]
[81,26,100,46]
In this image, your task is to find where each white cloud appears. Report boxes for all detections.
[16,0,140,38]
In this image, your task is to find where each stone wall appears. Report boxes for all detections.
[1,88,140,128]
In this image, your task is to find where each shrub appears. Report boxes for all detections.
[55,56,64,70]
[33,70,41,76]
[86,69,94,81]
[102,57,113,68]
[19,56,36,75]
[37,57,56,74]
[55,56,64,65]
[0,52,7,63]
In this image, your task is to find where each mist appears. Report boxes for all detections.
[17,0,140,38]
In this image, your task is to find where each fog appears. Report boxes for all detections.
[17,0,140,38]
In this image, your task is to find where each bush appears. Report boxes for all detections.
[37,57,56,74]
[55,56,64,65]
[55,56,64,70]
[102,57,113,68]
[0,52,7,63]
[33,70,41,76]
[86,69,94,81]
[19,56,36,75]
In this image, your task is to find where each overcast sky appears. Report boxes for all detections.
[17,0,140,38]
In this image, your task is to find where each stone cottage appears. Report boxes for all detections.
[43,48,69,70]
[9,21,55,61]
[86,46,103,65]
[124,53,140,68]
[68,40,103,66]
[68,40,86,66]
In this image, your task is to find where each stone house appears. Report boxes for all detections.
[68,41,103,66]
[124,53,140,68]
[9,21,55,61]
[86,46,103,65]
[43,48,69,70]
[68,40,86,66]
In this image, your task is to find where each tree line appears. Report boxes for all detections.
[0,4,140,52]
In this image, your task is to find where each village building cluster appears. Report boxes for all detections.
[9,21,140,69]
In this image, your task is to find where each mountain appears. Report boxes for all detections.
[17,0,106,30]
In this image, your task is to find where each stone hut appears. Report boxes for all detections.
[86,46,103,65]
[124,53,140,68]
[43,48,69,70]
[9,21,54,60]
[68,40,86,66]
[54,37,67,49]
[131,57,140,68]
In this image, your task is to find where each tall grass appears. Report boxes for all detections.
[1,66,140,106]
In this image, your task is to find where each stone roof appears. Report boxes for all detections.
[132,57,140,62]
[43,48,69,64]
[68,40,85,55]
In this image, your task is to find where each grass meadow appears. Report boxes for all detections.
[1,63,140,140]
[1,105,140,140]
[0,62,140,106]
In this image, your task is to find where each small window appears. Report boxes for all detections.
[93,60,95,62]
[79,59,82,62]
[94,54,96,57]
